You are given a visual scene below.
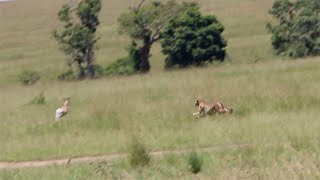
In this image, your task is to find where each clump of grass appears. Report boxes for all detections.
[104,57,136,76]
[188,151,202,174]
[288,136,315,152]
[128,139,150,168]
[57,70,76,81]
[94,161,112,179]
[30,92,46,105]
[18,70,40,85]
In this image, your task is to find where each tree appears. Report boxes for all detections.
[267,0,320,58]
[53,0,101,79]
[118,0,192,73]
[161,6,227,68]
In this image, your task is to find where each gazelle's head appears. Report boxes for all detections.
[194,100,200,107]
[63,97,70,106]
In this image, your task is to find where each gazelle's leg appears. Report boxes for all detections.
[193,112,200,116]
[193,106,203,117]
[197,107,207,119]
[197,112,205,119]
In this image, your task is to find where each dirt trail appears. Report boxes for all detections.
[0,143,276,169]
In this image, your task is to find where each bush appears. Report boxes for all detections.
[91,64,104,78]
[57,42,139,79]
[104,57,136,76]
[104,41,140,76]
[127,41,140,71]
[30,93,46,105]
[188,151,202,174]
[267,0,320,58]
[162,6,227,68]
[18,70,40,85]
[57,70,76,81]
[58,64,104,81]
[128,139,150,167]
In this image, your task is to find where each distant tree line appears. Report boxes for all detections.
[267,0,320,58]
[53,0,227,80]
[52,0,320,81]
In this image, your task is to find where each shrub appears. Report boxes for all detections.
[188,151,202,174]
[30,93,46,105]
[91,64,104,78]
[104,57,136,76]
[128,41,140,71]
[58,64,104,81]
[128,139,150,167]
[57,70,76,81]
[162,6,227,68]
[18,70,40,85]
[104,41,139,76]
[267,0,320,58]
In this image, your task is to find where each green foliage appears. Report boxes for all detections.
[91,64,104,78]
[267,0,320,58]
[53,0,101,79]
[104,57,136,76]
[30,93,46,105]
[162,6,227,68]
[18,70,40,85]
[57,64,103,81]
[58,4,71,23]
[104,41,140,76]
[128,139,150,168]
[128,41,141,71]
[57,70,76,81]
[117,0,191,72]
[187,151,203,174]
[118,0,187,40]
[77,0,101,32]
[54,25,94,63]
[56,36,139,78]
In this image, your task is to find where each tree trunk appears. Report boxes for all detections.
[139,36,152,73]
[77,62,86,80]
[86,46,95,78]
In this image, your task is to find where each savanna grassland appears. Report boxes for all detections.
[2,145,320,179]
[1,0,320,179]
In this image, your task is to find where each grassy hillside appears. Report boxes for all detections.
[0,0,275,84]
[1,0,320,178]
[1,58,320,161]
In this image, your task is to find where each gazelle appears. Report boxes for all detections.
[55,97,70,120]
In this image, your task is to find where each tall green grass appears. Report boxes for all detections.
[1,59,320,161]
[2,142,320,179]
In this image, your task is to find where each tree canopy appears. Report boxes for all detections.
[267,0,320,58]
[53,0,101,79]
[161,6,227,68]
[117,0,193,72]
